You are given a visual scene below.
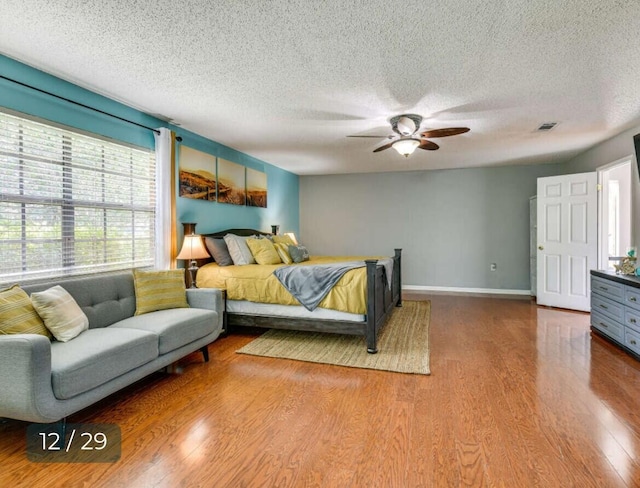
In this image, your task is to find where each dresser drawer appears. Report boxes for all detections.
[591,276,625,302]
[624,328,640,356]
[625,288,640,312]
[626,309,640,334]
[591,311,625,343]
[591,293,625,322]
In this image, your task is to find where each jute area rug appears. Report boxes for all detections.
[236,300,430,375]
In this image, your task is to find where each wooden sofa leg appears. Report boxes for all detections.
[200,346,209,362]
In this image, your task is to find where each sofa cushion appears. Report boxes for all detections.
[111,308,218,355]
[30,285,89,342]
[133,269,189,316]
[50,328,158,400]
[0,285,52,339]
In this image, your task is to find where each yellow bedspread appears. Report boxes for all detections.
[196,256,382,315]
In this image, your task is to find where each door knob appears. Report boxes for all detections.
[538,246,544,250]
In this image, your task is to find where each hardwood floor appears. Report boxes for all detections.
[2,294,640,487]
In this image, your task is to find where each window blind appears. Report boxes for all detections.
[0,110,156,284]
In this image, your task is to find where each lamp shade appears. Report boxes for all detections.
[176,234,210,260]
[392,138,420,157]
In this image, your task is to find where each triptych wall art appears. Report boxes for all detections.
[178,146,267,208]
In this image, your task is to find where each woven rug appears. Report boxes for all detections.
[236,300,430,375]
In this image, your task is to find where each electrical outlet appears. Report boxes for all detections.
[490,263,497,271]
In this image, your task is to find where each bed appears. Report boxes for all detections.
[196,228,402,353]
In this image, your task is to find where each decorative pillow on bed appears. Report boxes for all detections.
[133,269,189,315]
[204,237,234,266]
[288,245,310,263]
[274,242,293,264]
[30,285,89,342]
[0,285,52,339]
[223,234,256,265]
[246,238,282,265]
[272,234,296,247]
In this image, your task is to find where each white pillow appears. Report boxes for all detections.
[223,234,256,265]
[30,285,89,342]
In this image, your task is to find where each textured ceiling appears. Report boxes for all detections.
[1,0,640,175]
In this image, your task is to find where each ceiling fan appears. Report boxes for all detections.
[348,114,470,157]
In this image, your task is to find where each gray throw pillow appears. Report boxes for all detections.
[223,234,256,265]
[288,245,310,263]
[204,237,234,266]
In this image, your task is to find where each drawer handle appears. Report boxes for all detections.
[599,304,608,309]
[631,340,637,345]
[599,322,608,328]
[630,297,638,302]
[631,318,637,324]
[600,286,609,291]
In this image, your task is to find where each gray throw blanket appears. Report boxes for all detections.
[273,261,365,311]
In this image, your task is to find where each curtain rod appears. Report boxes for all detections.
[0,74,161,135]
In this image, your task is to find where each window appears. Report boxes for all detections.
[0,110,156,284]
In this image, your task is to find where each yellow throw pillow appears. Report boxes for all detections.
[31,285,89,342]
[0,285,52,339]
[246,238,282,265]
[133,269,189,316]
[274,242,293,265]
[272,234,295,247]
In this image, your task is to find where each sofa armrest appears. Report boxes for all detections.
[0,334,57,422]
[186,287,223,311]
[186,287,224,333]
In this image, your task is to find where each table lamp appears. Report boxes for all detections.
[176,233,210,288]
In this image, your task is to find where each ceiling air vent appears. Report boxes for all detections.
[537,122,557,132]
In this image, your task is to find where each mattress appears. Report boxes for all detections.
[226,300,365,322]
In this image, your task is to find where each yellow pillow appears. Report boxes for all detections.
[133,269,189,316]
[272,235,295,247]
[31,285,89,342]
[0,285,52,339]
[246,238,282,265]
[274,242,293,264]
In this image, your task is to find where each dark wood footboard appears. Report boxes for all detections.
[227,249,402,354]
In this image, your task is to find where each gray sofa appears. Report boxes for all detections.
[0,272,223,423]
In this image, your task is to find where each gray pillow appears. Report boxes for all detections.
[223,234,256,265]
[204,237,234,266]
[288,245,310,263]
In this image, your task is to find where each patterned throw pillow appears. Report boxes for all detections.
[204,237,234,266]
[0,285,52,338]
[133,269,189,316]
[223,234,256,265]
[274,243,293,264]
[288,245,310,263]
[246,238,282,265]
[31,285,89,342]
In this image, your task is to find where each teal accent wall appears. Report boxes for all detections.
[0,54,299,239]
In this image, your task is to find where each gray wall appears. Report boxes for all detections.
[300,164,562,291]
[563,124,640,246]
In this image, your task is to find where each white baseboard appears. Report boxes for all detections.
[402,285,532,296]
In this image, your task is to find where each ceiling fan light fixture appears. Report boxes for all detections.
[392,138,420,157]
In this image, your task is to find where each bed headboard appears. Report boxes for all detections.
[201,228,271,239]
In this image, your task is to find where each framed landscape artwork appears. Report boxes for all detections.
[246,167,267,207]
[178,146,217,201]
[217,158,246,205]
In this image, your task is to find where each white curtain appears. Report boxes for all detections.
[154,127,173,269]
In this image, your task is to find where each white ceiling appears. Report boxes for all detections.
[1,0,640,175]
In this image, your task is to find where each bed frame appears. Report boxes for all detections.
[201,228,403,353]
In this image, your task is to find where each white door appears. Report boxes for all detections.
[536,172,597,311]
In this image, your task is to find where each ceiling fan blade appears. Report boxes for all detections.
[373,141,395,153]
[418,139,439,151]
[420,127,470,138]
[347,135,393,138]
